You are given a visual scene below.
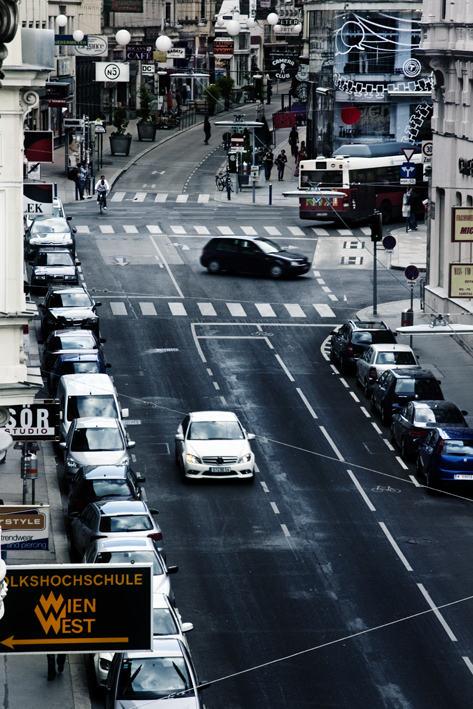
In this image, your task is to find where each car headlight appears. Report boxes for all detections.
[238,453,252,463]
[64,275,75,280]
[30,237,41,245]
[99,658,111,672]
[66,457,78,468]
[34,275,46,280]
[186,453,202,464]
[290,260,300,267]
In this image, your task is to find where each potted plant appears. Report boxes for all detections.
[137,83,157,141]
[215,75,235,109]
[109,106,132,156]
[203,84,221,115]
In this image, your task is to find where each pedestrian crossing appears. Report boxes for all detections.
[110,191,211,204]
[103,300,337,320]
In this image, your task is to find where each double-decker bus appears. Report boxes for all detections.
[298,143,426,223]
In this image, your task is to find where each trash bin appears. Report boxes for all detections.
[401,310,414,327]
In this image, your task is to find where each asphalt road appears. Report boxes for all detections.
[38,129,473,708]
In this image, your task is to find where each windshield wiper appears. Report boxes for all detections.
[122,663,142,695]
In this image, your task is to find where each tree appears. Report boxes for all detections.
[216,75,235,108]
[203,84,221,114]
[137,82,154,125]
[111,106,130,136]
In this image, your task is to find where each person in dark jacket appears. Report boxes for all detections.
[406,188,420,231]
[263,148,274,181]
[47,654,66,681]
[289,126,299,161]
[204,116,211,144]
[275,149,287,181]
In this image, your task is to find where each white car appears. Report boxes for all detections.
[356,343,420,397]
[175,411,255,482]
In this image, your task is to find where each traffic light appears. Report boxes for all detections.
[370,212,383,242]
[157,71,169,96]
[253,74,262,101]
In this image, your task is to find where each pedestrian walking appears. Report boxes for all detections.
[406,188,420,231]
[204,116,211,145]
[78,162,88,200]
[47,654,66,681]
[289,126,299,161]
[275,149,287,181]
[263,148,274,181]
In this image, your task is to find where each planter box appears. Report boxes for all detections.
[137,124,157,141]
[109,135,132,156]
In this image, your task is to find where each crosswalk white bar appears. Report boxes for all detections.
[264,226,281,236]
[110,302,127,315]
[133,192,147,202]
[99,225,114,234]
[218,226,234,235]
[111,192,125,202]
[337,229,353,235]
[168,302,187,316]
[170,226,186,234]
[255,303,276,317]
[76,226,90,234]
[176,194,189,203]
[146,225,162,234]
[198,194,210,203]
[194,226,210,235]
[139,302,157,315]
[241,227,257,235]
[312,228,329,236]
[328,294,339,301]
[314,304,336,317]
[227,303,246,317]
[154,193,168,202]
[198,303,217,316]
[288,226,304,236]
[360,227,371,235]
[124,225,139,233]
[284,304,306,318]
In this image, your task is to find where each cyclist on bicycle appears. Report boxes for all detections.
[95,175,110,210]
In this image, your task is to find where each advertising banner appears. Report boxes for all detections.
[214,39,234,57]
[449,263,473,298]
[1,402,60,440]
[95,62,130,82]
[0,506,50,551]
[23,184,54,218]
[24,131,54,163]
[452,207,473,242]
[104,0,143,12]
[54,35,87,46]
[74,35,108,57]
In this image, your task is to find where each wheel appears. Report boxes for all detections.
[400,437,408,460]
[370,395,376,413]
[216,176,225,191]
[329,347,336,363]
[416,456,423,479]
[339,355,348,375]
[381,406,390,426]
[363,380,371,399]
[269,263,283,279]
[380,200,392,224]
[207,260,221,274]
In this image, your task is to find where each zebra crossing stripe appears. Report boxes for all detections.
[124,225,139,233]
[255,303,276,317]
[360,227,371,235]
[76,226,90,233]
[264,226,281,236]
[218,226,234,235]
[198,194,209,203]
[328,294,339,301]
[194,226,210,235]
[110,302,127,315]
[111,192,125,202]
[312,228,329,236]
[284,304,306,318]
[288,227,304,236]
[133,193,147,202]
[337,229,353,236]
[176,195,189,203]
[170,226,186,234]
[139,302,157,315]
[241,227,257,235]
[100,225,114,234]
[168,302,187,316]
[198,303,217,316]
[314,304,336,317]
[227,303,246,317]
[147,225,162,234]
[154,194,168,202]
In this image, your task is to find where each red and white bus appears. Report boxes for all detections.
[298,143,427,223]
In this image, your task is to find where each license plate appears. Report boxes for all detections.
[454,474,473,480]
[209,467,231,473]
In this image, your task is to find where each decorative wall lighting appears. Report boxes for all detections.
[156,35,173,52]
[115,29,131,45]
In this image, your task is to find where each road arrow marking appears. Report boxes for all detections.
[115,257,129,266]
[1,635,128,649]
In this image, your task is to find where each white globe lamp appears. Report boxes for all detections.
[73,30,84,42]
[246,17,256,28]
[56,14,67,27]
[116,29,131,46]
[267,13,279,25]
[216,16,225,26]
[226,20,240,36]
[156,35,173,52]
[294,23,302,33]
[274,24,282,33]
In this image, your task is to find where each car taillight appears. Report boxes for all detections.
[201,248,206,256]
[369,367,377,380]
[410,428,428,437]
[436,440,445,454]
[347,344,353,354]
[148,532,163,542]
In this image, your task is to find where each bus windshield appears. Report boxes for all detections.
[300,170,343,188]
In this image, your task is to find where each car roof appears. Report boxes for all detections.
[46,286,89,295]
[80,464,129,478]
[59,373,114,393]
[389,368,437,378]
[94,500,147,515]
[73,417,120,429]
[94,536,153,550]
[369,344,414,352]
[189,410,239,422]
[412,401,460,410]
[438,428,473,440]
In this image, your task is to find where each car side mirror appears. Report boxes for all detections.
[100,338,107,344]
[167,565,179,574]
[127,441,136,449]
[199,683,211,691]
[182,622,193,633]
[59,411,63,421]
[149,508,159,515]
[37,339,44,345]
[462,410,468,416]
[437,380,441,385]
[59,441,66,449]
[95,302,102,307]
[69,511,79,518]
[106,363,112,368]
[393,332,398,336]
[67,216,72,220]
[175,433,184,441]
[38,303,45,309]
[247,433,255,440]
[136,474,146,483]
[72,227,77,233]
[121,408,129,418]
[76,260,81,266]
[330,330,337,335]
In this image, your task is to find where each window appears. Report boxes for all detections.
[117,657,192,699]
[67,395,118,421]
[100,515,153,533]
[188,421,244,440]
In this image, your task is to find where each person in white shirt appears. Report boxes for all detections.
[95,175,110,209]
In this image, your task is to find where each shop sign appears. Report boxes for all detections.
[75,35,108,57]
[153,51,166,62]
[449,263,473,298]
[271,58,297,80]
[452,207,473,242]
[214,39,234,57]
[54,35,87,46]
[126,45,153,60]
[104,0,143,11]
[0,506,50,552]
[95,62,130,82]
[167,48,185,58]
[1,402,60,440]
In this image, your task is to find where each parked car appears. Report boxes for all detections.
[94,593,193,688]
[416,427,473,488]
[67,464,145,516]
[71,499,164,559]
[38,286,101,335]
[25,215,76,260]
[330,320,397,373]
[175,410,255,482]
[391,400,469,459]
[370,368,444,426]
[40,329,106,372]
[356,343,419,397]
[24,196,66,232]
[83,537,178,601]
[49,352,111,395]
[200,236,311,279]
[30,247,79,290]
[60,416,135,481]
[105,638,205,709]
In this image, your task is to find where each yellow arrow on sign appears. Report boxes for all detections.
[1,636,128,649]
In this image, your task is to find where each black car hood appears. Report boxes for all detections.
[47,307,97,321]
[268,250,308,261]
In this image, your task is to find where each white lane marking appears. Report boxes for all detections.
[417,584,457,641]
[206,368,213,376]
[337,229,353,235]
[264,226,281,236]
[409,474,421,487]
[149,235,184,299]
[313,270,321,277]
[322,286,332,293]
[339,378,349,389]
[314,304,336,317]
[133,192,147,202]
[124,225,138,233]
[147,225,162,234]
[463,657,473,675]
[170,225,186,234]
[99,225,114,234]
[111,192,125,202]
[284,304,306,318]
[383,439,395,451]
[168,302,187,316]
[195,226,210,235]
[275,354,295,382]
[198,194,209,203]
[255,303,276,317]
[330,364,339,373]
[139,302,157,316]
[198,302,217,316]
[329,294,339,301]
[270,502,280,514]
[220,396,227,405]
[154,193,168,202]
[261,481,269,492]
[319,426,344,461]
[151,184,156,188]
[241,226,257,235]
[312,228,329,236]
[396,457,409,470]
[281,524,291,537]
[317,278,326,285]
[176,194,189,203]
[347,470,376,511]
[76,226,90,233]
[110,302,127,315]
[255,464,260,473]
[360,407,371,418]
[213,381,220,390]
[218,226,234,235]
[371,422,383,434]
[227,303,246,317]
[379,522,413,571]
[288,226,304,236]
[296,388,317,418]
[349,391,360,402]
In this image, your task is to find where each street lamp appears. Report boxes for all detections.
[267,13,279,25]
[116,29,131,46]
[226,20,240,36]
[73,30,84,42]
[156,35,173,52]
[56,14,68,27]
[246,18,256,28]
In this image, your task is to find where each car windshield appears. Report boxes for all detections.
[36,252,74,267]
[352,331,396,345]
[57,336,97,350]
[153,607,179,636]
[394,378,442,395]
[99,515,153,533]
[95,549,163,575]
[79,479,133,498]
[31,219,69,234]
[188,420,244,440]
[376,352,416,365]
[71,427,123,452]
[415,407,464,424]
[60,362,101,376]
[255,238,283,254]
[49,293,92,308]
[67,395,118,421]
[443,440,473,456]
[117,657,192,699]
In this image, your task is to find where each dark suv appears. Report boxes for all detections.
[370,368,444,425]
[330,320,397,373]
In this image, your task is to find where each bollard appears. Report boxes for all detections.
[269,183,272,205]
[227,178,231,201]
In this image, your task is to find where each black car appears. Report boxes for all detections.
[40,329,106,372]
[30,247,80,290]
[38,286,101,335]
[200,236,311,279]
[67,464,145,516]
[48,352,111,395]
[25,216,76,260]
[330,320,397,373]
[370,368,444,426]
[391,400,469,459]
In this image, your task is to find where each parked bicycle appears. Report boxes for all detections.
[215,168,233,193]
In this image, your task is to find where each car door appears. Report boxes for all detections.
[238,239,266,274]
[332,324,348,361]
[213,238,239,271]
[419,429,437,472]
[105,652,123,708]
[357,347,373,387]
[372,370,390,411]
[73,504,96,555]
[394,403,413,446]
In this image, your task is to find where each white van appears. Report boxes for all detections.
[56,373,129,440]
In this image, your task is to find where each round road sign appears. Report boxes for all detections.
[405,264,420,281]
[383,235,396,250]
